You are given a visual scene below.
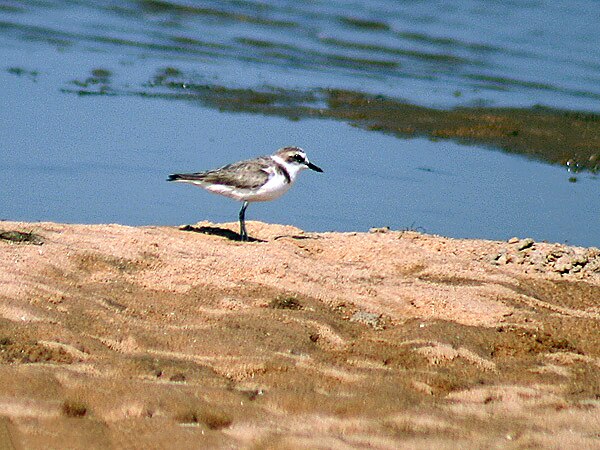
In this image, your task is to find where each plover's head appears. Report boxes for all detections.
[273,147,323,176]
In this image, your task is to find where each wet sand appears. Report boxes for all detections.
[1,220,599,448]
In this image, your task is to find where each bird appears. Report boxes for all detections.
[168,146,323,241]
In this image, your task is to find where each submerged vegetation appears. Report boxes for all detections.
[65,67,600,172]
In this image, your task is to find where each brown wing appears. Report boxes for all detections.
[168,156,272,189]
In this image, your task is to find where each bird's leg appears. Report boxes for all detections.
[238,201,249,241]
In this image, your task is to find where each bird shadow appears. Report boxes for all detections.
[179,225,265,243]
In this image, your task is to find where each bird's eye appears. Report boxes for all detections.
[293,154,305,163]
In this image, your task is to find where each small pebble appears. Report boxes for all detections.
[497,253,511,265]
[517,238,534,251]
[350,311,384,330]
[553,255,573,273]
[571,251,589,266]
[369,227,390,234]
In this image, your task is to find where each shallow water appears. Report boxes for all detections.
[1,1,599,246]
[2,0,599,109]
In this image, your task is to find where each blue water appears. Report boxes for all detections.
[1,1,599,246]
[2,0,599,110]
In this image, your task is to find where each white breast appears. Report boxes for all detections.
[245,168,292,202]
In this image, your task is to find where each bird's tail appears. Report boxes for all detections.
[167,173,207,182]
[167,173,184,182]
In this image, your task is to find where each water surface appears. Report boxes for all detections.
[1,1,599,246]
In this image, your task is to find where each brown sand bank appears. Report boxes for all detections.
[1,221,599,448]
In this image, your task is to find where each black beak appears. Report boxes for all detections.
[307,161,323,173]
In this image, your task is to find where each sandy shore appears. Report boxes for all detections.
[1,220,599,448]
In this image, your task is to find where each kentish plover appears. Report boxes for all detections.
[168,146,323,241]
